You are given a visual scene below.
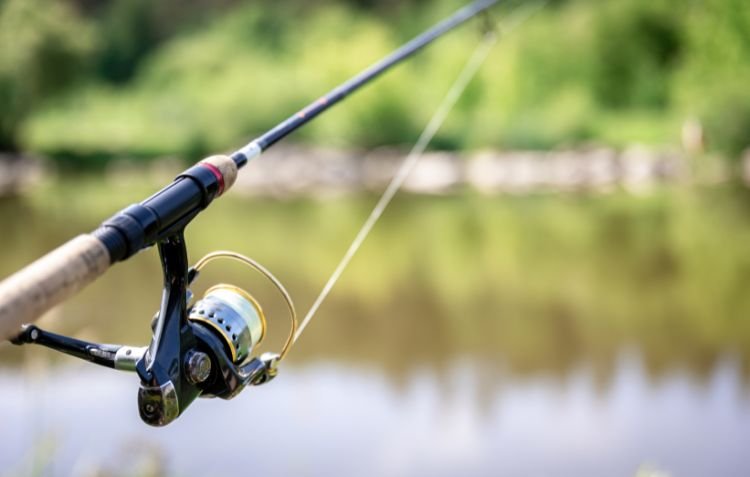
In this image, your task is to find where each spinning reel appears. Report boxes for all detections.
[13,236,296,427]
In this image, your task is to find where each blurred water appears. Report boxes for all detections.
[1,355,749,477]
[1,187,750,476]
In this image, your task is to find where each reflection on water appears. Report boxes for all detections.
[2,182,750,475]
[1,355,749,477]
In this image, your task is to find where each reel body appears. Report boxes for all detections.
[13,232,296,427]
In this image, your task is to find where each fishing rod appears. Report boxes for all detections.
[0,0,500,427]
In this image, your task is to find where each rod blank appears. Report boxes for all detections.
[231,0,499,167]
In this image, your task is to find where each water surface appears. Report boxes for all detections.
[1,181,750,476]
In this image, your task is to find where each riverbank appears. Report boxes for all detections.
[3,145,734,198]
[236,144,694,197]
[0,154,43,197]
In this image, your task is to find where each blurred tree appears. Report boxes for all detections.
[14,0,750,165]
[677,0,750,159]
[592,1,683,110]
[96,0,160,83]
[0,0,93,152]
[93,0,296,83]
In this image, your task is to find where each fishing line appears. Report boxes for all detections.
[294,1,548,343]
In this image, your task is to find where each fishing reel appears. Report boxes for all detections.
[12,236,297,427]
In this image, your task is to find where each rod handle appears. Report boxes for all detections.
[0,235,111,340]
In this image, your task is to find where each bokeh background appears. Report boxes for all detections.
[1,0,750,476]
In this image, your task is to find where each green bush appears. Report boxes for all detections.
[674,0,750,159]
[96,0,161,83]
[591,1,683,110]
[10,0,750,167]
[0,0,93,151]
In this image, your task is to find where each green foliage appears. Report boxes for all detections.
[702,93,750,160]
[3,0,749,165]
[592,1,683,109]
[0,0,93,151]
[674,0,750,158]
[96,0,161,83]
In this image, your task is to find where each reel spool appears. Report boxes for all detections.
[189,284,266,364]
[188,251,297,375]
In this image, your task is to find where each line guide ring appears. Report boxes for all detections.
[193,251,297,361]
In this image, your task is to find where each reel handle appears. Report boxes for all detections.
[12,323,146,370]
[0,235,111,341]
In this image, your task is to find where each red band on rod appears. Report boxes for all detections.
[200,162,225,195]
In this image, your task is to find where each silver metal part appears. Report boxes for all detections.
[114,346,147,371]
[89,347,115,361]
[185,350,212,384]
[138,380,179,427]
[241,358,269,390]
[237,141,262,162]
[254,352,281,385]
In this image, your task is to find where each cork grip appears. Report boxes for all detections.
[0,235,111,340]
